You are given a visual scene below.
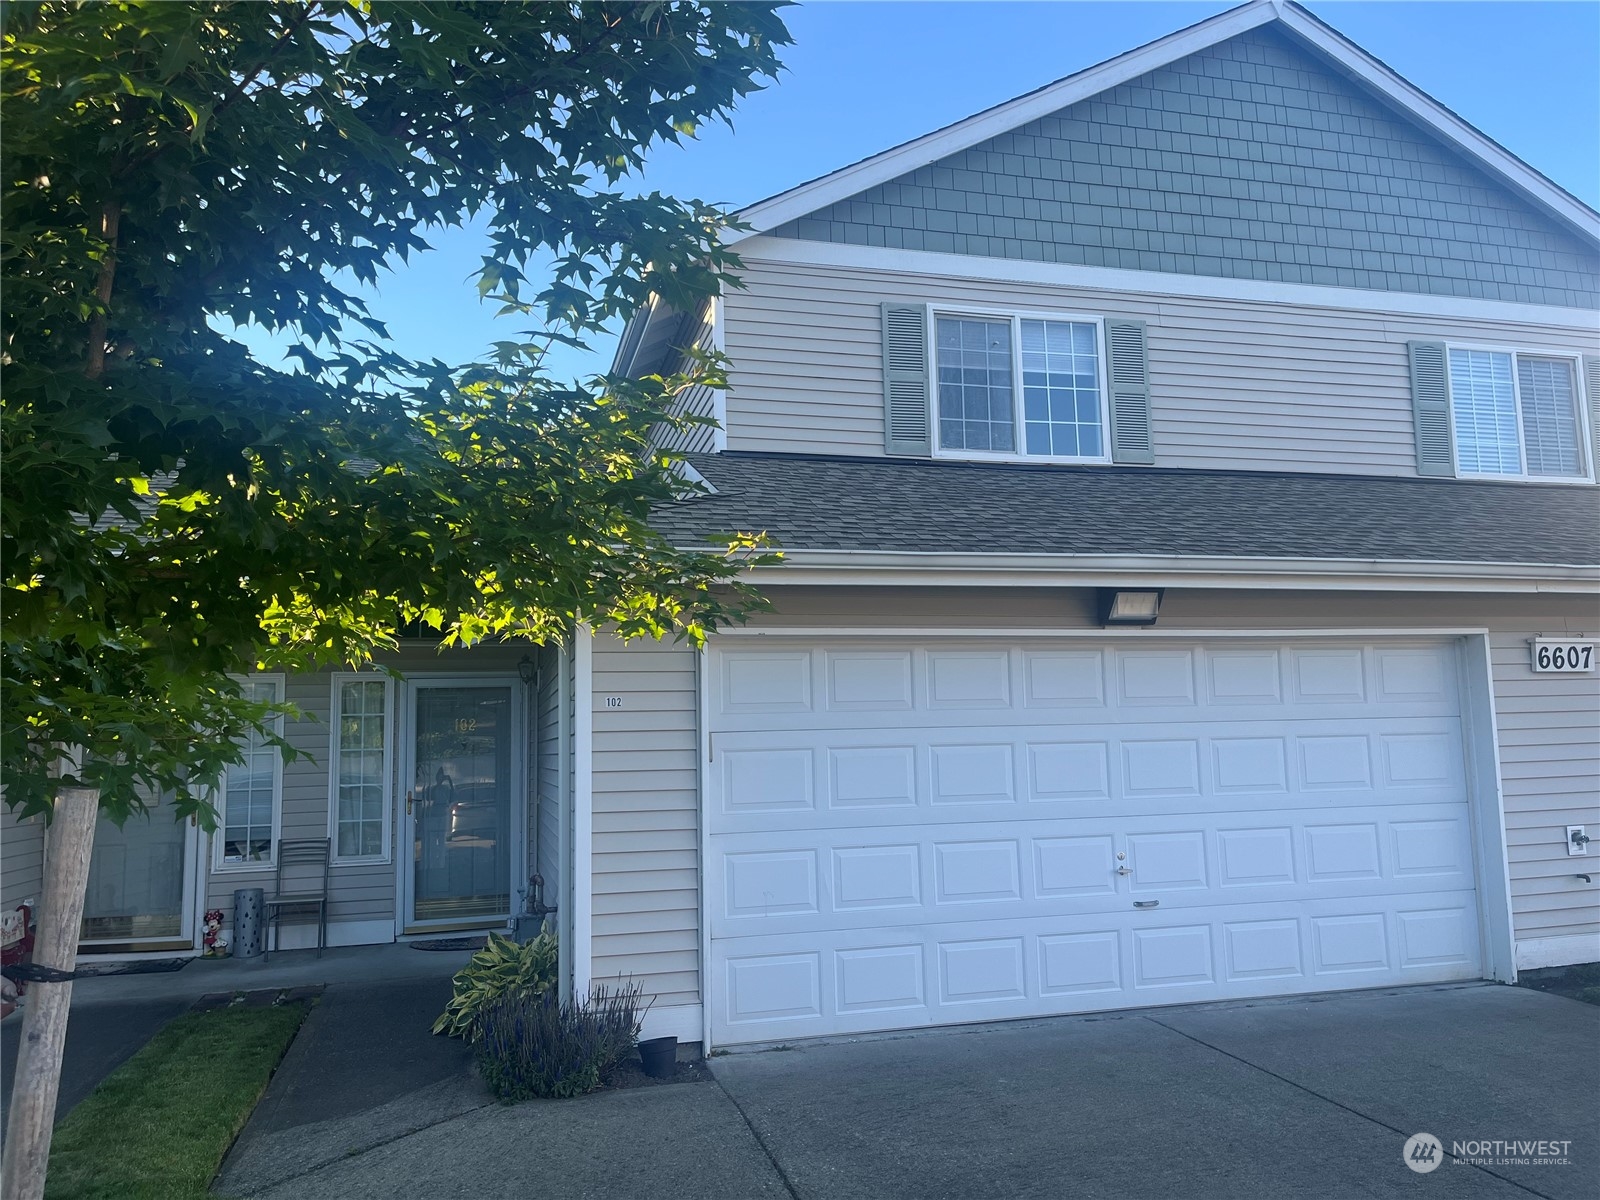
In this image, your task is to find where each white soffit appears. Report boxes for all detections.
[730,0,1600,249]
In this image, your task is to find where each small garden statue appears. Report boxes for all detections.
[202,909,227,957]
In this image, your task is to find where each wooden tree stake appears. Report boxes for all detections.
[1,788,98,1200]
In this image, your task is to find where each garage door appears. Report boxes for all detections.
[706,638,1483,1046]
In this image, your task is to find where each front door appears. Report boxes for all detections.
[401,678,523,931]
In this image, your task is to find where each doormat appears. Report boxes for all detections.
[73,957,191,978]
[410,937,487,952]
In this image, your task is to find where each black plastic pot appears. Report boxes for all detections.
[638,1036,677,1078]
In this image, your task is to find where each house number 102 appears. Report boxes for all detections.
[604,696,624,708]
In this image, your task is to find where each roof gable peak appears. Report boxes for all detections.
[732,0,1599,249]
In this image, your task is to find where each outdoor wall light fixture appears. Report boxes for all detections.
[1098,588,1164,627]
[517,654,538,687]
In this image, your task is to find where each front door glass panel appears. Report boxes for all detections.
[411,685,513,923]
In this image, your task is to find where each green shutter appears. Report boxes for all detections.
[1105,319,1154,465]
[1584,356,1600,480]
[881,303,931,457]
[1408,341,1455,477]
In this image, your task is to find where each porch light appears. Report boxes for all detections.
[517,654,538,686]
[1098,589,1164,627]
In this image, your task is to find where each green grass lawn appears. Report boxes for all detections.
[44,1000,309,1200]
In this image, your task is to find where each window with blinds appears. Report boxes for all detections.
[1448,347,1587,480]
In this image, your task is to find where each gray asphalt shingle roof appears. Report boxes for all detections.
[652,453,1600,567]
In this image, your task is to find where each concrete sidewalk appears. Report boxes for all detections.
[214,973,490,1197]
[214,981,1600,1200]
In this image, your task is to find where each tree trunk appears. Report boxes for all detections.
[1,788,98,1200]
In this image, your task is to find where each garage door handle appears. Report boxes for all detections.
[1133,900,1159,909]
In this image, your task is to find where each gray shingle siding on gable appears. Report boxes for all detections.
[769,27,1599,308]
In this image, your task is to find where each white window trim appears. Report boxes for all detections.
[1447,342,1594,485]
[327,672,394,866]
[211,673,286,873]
[928,303,1113,466]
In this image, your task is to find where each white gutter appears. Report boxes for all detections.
[731,549,1600,594]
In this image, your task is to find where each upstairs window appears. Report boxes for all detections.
[1449,348,1588,480]
[934,311,1108,462]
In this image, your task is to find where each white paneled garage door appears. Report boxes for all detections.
[706,638,1485,1046]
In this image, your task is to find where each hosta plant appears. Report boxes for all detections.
[433,931,559,1041]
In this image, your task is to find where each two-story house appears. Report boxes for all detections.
[597,0,1599,1048]
[4,0,1595,1054]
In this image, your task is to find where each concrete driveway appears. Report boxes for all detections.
[225,981,1598,1200]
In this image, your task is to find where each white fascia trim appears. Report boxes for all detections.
[730,0,1598,249]
[696,645,714,1052]
[738,236,1600,331]
[612,294,660,376]
[1515,933,1600,972]
[571,626,594,1000]
[718,625,1491,638]
[738,550,1600,594]
[731,1,1281,239]
[1459,634,1516,984]
[671,460,718,496]
[642,1004,705,1045]
[710,296,728,453]
[1272,3,1600,244]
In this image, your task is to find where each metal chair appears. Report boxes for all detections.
[263,838,330,959]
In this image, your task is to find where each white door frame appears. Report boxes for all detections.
[395,673,528,936]
[697,626,1516,1050]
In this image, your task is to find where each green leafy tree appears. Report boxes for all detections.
[3,0,789,822]
[1,4,788,1193]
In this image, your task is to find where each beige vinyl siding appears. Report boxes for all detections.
[722,256,1599,474]
[651,300,721,455]
[588,635,701,1008]
[535,643,563,898]
[1491,633,1600,941]
[2,802,45,913]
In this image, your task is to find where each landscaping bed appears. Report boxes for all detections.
[1515,962,1600,1006]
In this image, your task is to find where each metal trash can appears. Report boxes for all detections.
[232,888,265,960]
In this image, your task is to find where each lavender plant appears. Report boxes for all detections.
[475,980,648,1101]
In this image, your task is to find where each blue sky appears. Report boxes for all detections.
[237,1,1600,379]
